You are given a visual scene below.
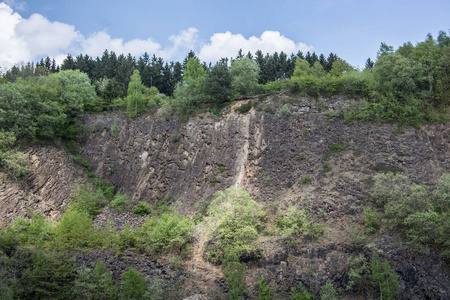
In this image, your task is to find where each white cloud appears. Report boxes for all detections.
[198,31,314,62]
[80,31,161,59]
[0,3,313,70]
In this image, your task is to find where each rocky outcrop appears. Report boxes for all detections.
[0,146,88,223]
[79,96,450,299]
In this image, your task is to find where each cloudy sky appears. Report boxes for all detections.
[1,0,449,70]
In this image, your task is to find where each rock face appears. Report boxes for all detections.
[1,96,449,299]
[79,97,450,299]
[0,146,88,223]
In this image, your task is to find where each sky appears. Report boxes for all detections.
[1,0,449,71]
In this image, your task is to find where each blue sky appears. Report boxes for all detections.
[1,0,449,70]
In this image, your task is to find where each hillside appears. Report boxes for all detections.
[1,94,448,299]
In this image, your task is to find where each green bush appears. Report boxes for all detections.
[94,179,115,199]
[262,80,283,93]
[73,186,109,217]
[289,284,313,300]
[302,175,312,184]
[276,207,324,239]
[320,280,338,300]
[371,252,399,300]
[363,207,381,234]
[133,201,152,216]
[205,187,265,263]
[278,105,291,119]
[235,101,252,114]
[347,254,370,292]
[73,261,118,300]
[92,119,106,132]
[136,212,193,252]
[370,172,449,255]
[223,260,246,300]
[110,193,131,212]
[121,268,147,300]
[111,119,120,137]
[257,275,273,300]
[52,208,99,251]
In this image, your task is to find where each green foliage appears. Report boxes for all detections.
[111,119,120,136]
[302,175,312,184]
[25,250,77,300]
[95,178,115,199]
[205,62,232,104]
[262,80,283,94]
[110,193,131,212]
[223,260,246,300]
[0,130,29,177]
[146,277,164,300]
[92,119,106,132]
[276,207,324,239]
[72,261,118,300]
[363,207,381,234]
[347,254,370,292]
[126,70,148,117]
[10,213,54,248]
[371,172,450,255]
[206,187,265,263]
[320,280,338,300]
[289,284,313,300]
[53,208,99,251]
[230,57,260,97]
[73,186,109,217]
[324,109,340,121]
[257,275,273,300]
[322,163,332,172]
[133,201,152,216]
[136,212,193,252]
[121,268,147,300]
[371,252,399,300]
[278,105,292,119]
[235,101,253,114]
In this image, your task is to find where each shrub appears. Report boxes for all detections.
[111,119,120,137]
[320,280,338,300]
[347,254,369,292]
[205,187,265,263]
[92,119,106,132]
[169,132,182,143]
[94,179,115,199]
[257,275,273,300]
[133,201,152,216]
[371,252,399,300]
[223,260,246,300]
[136,212,193,252]
[324,109,340,121]
[276,207,324,239]
[235,101,252,114]
[73,186,108,217]
[110,193,131,212]
[278,105,291,119]
[363,207,381,234]
[121,268,147,300]
[289,284,313,300]
[323,163,332,172]
[302,175,312,184]
[53,208,99,250]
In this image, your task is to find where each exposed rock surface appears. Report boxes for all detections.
[0,146,88,223]
[79,96,449,299]
[1,95,449,299]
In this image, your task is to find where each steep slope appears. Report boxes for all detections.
[0,146,88,224]
[79,95,450,299]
